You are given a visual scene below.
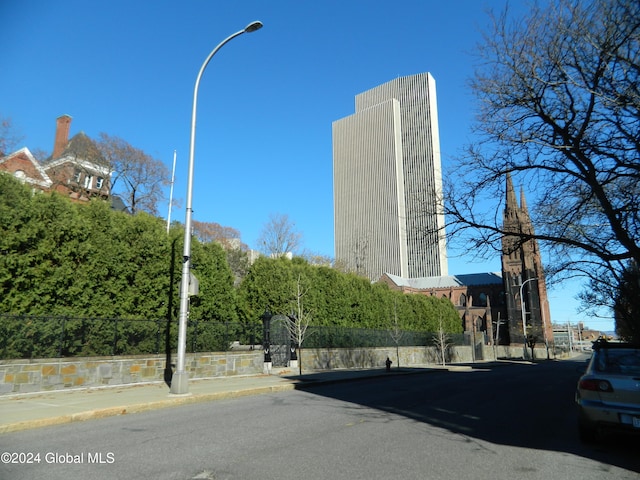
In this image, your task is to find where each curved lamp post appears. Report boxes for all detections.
[171,21,263,395]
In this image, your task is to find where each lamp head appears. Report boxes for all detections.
[244,21,263,33]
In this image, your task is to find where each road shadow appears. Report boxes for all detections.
[290,360,640,474]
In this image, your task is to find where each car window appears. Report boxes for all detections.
[595,349,640,375]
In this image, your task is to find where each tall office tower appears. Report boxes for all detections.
[333,72,448,281]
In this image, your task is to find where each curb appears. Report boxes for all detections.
[0,383,297,435]
[1,362,522,434]
[1,371,413,434]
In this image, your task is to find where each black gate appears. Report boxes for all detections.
[269,315,291,367]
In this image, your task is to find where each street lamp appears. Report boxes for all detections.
[171,20,264,395]
[519,277,538,355]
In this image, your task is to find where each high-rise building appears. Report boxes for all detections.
[332,72,448,281]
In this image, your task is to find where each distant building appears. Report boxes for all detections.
[333,73,448,281]
[380,175,553,347]
[0,147,52,192]
[0,115,123,209]
[553,323,608,351]
[247,249,262,265]
[42,115,112,202]
[380,272,505,344]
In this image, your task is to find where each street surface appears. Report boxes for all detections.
[1,357,639,480]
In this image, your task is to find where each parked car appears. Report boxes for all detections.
[575,339,640,442]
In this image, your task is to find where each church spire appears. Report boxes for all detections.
[505,172,519,220]
[520,186,530,219]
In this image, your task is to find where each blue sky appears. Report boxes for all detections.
[0,0,614,332]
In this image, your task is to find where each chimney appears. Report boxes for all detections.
[52,114,72,158]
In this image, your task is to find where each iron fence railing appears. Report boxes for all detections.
[0,314,466,360]
[303,326,466,349]
[0,315,260,360]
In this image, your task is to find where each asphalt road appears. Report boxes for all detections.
[1,357,639,480]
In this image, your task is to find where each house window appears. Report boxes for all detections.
[73,169,82,183]
[96,177,104,189]
[83,175,93,189]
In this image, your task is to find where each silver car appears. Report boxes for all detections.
[576,339,640,442]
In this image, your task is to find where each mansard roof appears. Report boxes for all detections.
[382,271,503,290]
[44,132,107,167]
[43,132,111,177]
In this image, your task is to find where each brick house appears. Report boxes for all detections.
[0,115,114,204]
[42,115,112,202]
[0,147,52,192]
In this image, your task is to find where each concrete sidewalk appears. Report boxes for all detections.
[0,367,438,434]
[0,362,509,434]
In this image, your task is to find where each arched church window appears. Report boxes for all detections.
[478,293,488,307]
[498,291,505,306]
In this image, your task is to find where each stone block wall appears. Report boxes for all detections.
[0,351,264,395]
[301,345,477,371]
[0,344,566,395]
[300,343,565,371]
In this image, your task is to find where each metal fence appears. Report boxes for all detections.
[304,326,466,349]
[0,314,465,360]
[0,315,260,360]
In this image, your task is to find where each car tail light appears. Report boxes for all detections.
[579,379,614,392]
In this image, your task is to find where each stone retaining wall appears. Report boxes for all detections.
[301,345,474,370]
[0,343,563,395]
[299,344,561,371]
[0,351,264,395]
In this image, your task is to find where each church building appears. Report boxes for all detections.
[381,174,553,347]
[501,173,553,347]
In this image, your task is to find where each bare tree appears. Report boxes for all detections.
[0,116,23,156]
[257,213,303,257]
[433,316,452,366]
[613,260,640,341]
[97,133,169,215]
[30,148,50,162]
[285,275,312,375]
[193,220,250,284]
[334,233,370,277]
[526,333,540,362]
[352,234,370,277]
[300,250,334,267]
[192,220,245,248]
[439,0,640,325]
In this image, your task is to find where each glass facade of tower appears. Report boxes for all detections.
[332,72,448,281]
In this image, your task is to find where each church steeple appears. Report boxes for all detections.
[505,172,519,221]
[520,186,534,236]
[501,173,553,348]
[520,187,529,217]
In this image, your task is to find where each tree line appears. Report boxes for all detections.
[0,174,461,357]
